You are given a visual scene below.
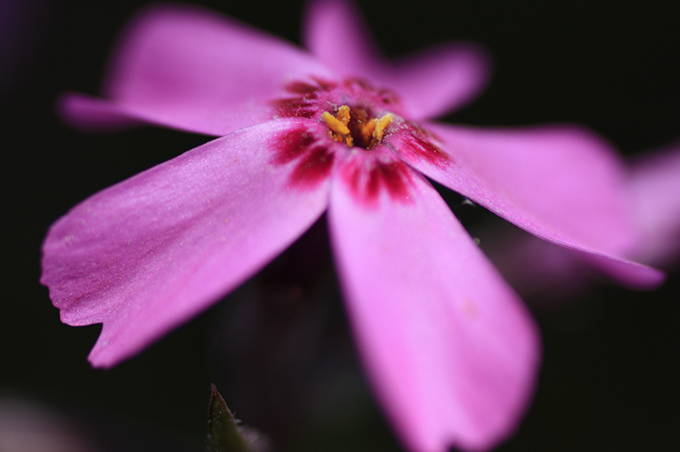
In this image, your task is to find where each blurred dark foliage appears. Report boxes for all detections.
[1,0,678,451]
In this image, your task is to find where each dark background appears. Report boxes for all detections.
[1,0,678,451]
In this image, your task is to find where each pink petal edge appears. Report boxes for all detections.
[41,119,331,367]
[328,153,540,452]
[303,0,491,119]
[395,122,664,289]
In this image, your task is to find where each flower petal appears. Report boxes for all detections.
[582,252,666,288]
[328,155,540,452]
[303,0,490,119]
[63,5,336,135]
[382,44,491,120]
[41,119,331,368]
[628,143,680,267]
[58,92,143,132]
[395,123,664,288]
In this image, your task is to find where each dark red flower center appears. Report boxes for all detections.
[269,77,455,206]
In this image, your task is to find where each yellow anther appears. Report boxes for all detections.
[322,111,350,136]
[364,118,378,137]
[322,106,393,149]
[337,105,351,126]
[372,113,393,142]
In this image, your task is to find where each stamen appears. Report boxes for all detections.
[322,106,354,146]
[322,111,350,136]
[336,105,351,125]
[322,106,393,149]
[372,113,393,142]
[356,117,377,149]
[364,118,378,139]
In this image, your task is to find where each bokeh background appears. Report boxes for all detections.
[1,0,678,451]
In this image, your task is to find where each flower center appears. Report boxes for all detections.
[322,105,393,150]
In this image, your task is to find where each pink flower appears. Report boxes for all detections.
[42,1,664,451]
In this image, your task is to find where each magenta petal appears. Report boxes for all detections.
[303,0,377,79]
[41,119,330,368]
[78,5,336,135]
[628,144,680,267]
[328,163,540,452]
[583,253,665,288]
[396,123,664,288]
[382,44,491,120]
[304,0,490,119]
[59,93,143,132]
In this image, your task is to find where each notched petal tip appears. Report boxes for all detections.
[41,120,331,368]
[329,172,540,452]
